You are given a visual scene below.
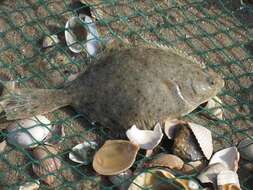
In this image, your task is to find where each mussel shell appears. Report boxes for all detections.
[172,124,205,162]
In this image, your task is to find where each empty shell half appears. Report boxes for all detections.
[209,147,240,171]
[93,140,139,175]
[128,169,197,190]
[69,141,97,164]
[217,170,240,187]
[237,137,253,161]
[147,153,184,170]
[65,15,99,55]
[126,123,163,150]
[32,145,61,185]
[7,115,51,148]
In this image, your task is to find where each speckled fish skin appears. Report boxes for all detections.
[0,46,224,131]
[66,46,224,130]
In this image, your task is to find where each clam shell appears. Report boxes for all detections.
[32,145,61,185]
[42,34,59,48]
[65,15,99,55]
[93,140,139,175]
[181,160,205,174]
[202,96,223,120]
[237,137,253,161]
[209,147,240,171]
[19,181,40,190]
[164,119,183,139]
[188,122,213,160]
[197,163,228,184]
[148,153,184,170]
[69,141,97,164]
[217,170,240,186]
[126,123,163,150]
[128,169,192,190]
[109,169,133,190]
[218,184,241,190]
[7,115,51,148]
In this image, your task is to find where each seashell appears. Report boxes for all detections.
[217,170,240,187]
[7,115,51,148]
[32,145,61,185]
[200,96,223,120]
[147,153,184,170]
[181,160,205,174]
[237,137,253,161]
[164,119,182,139]
[42,34,60,48]
[126,123,163,150]
[19,180,40,190]
[218,184,241,190]
[69,141,97,164]
[109,169,133,190]
[197,163,227,184]
[79,0,104,19]
[209,147,240,171]
[65,15,99,55]
[0,140,6,153]
[45,125,65,144]
[171,121,213,161]
[128,168,196,190]
[93,140,139,175]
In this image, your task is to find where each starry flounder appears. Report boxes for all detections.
[0,45,224,130]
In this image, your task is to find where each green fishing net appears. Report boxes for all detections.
[0,0,252,189]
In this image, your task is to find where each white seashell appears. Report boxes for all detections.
[42,34,60,48]
[209,147,240,171]
[188,122,213,160]
[0,140,6,152]
[203,96,223,120]
[7,115,51,148]
[69,141,97,164]
[217,170,240,187]
[19,180,40,190]
[126,123,163,150]
[65,15,99,55]
[109,169,132,190]
[197,163,228,184]
[237,137,253,161]
[164,119,182,139]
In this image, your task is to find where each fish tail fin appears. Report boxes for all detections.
[0,87,71,120]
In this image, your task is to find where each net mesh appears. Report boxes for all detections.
[0,0,252,189]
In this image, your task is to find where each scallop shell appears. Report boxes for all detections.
[93,140,139,175]
[148,154,184,170]
[65,15,99,55]
[201,96,223,120]
[128,169,196,190]
[69,141,97,164]
[209,147,240,171]
[19,181,40,190]
[217,170,240,187]
[109,169,133,190]
[42,34,59,48]
[238,137,253,161]
[32,145,61,185]
[126,123,163,150]
[164,120,213,160]
[7,115,51,148]
[197,163,228,184]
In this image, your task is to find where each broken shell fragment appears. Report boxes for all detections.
[172,122,213,162]
[65,15,99,55]
[238,137,253,161]
[217,170,240,187]
[197,163,228,184]
[148,153,184,170]
[201,96,223,120]
[93,140,139,175]
[69,141,97,164]
[7,115,51,148]
[32,145,61,185]
[126,123,163,150]
[42,34,60,48]
[19,180,40,190]
[128,169,196,190]
[109,169,133,190]
[209,147,240,171]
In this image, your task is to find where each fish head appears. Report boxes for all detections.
[181,68,224,105]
